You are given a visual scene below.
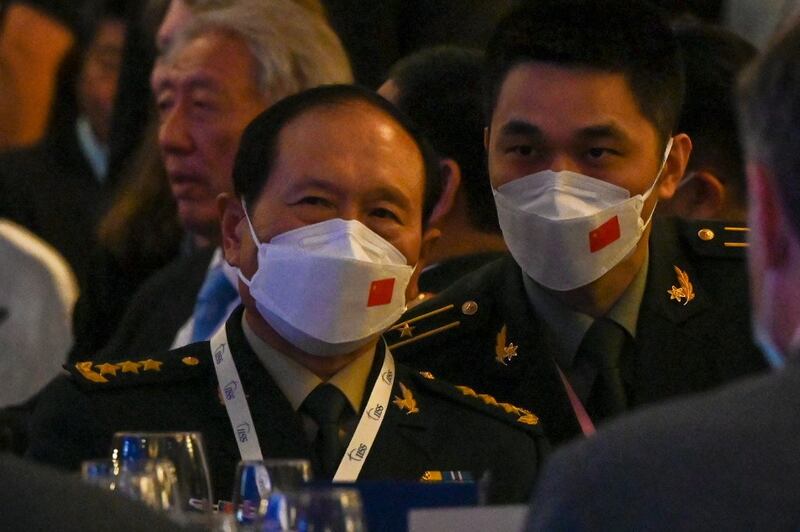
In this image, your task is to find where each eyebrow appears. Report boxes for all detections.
[287,177,415,212]
[575,123,632,145]
[498,120,544,141]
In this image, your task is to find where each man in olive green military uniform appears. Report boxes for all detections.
[388,0,766,446]
[27,85,545,504]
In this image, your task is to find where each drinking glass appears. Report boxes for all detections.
[110,431,213,524]
[263,487,366,532]
[80,458,181,514]
[231,459,312,526]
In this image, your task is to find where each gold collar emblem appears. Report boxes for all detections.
[495,325,518,365]
[667,265,695,306]
[398,322,415,338]
[392,382,419,414]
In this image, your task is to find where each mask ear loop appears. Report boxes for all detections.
[240,198,261,245]
[237,198,261,287]
[639,137,675,229]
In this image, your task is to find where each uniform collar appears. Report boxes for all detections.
[523,250,649,369]
[240,313,375,414]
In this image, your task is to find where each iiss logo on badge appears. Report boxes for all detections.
[348,443,368,462]
[367,404,384,420]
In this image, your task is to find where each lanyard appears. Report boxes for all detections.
[209,324,394,482]
[555,364,596,437]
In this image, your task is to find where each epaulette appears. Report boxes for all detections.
[385,300,479,350]
[679,219,749,259]
[407,370,542,434]
[66,349,211,391]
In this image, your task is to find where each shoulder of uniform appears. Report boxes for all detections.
[385,258,512,351]
[66,343,211,391]
[674,218,749,259]
[404,370,543,435]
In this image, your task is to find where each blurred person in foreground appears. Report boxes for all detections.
[527,21,800,530]
[27,85,546,504]
[84,0,351,362]
[379,46,506,299]
[657,23,756,222]
[388,0,766,446]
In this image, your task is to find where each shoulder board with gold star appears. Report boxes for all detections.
[406,371,543,435]
[66,346,211,391]
[384,297,486,351]
[679,219,749,259]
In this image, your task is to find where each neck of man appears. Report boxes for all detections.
[547,225,651,318]
[243,308,373,380]
[427,205,506,266]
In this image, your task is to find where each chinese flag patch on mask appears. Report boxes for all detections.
[367,278,395,307]
[589,216,621,253]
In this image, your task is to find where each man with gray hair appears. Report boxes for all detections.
[526,21,800,529]
[88,0,352,360]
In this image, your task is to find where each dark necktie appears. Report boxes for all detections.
[577,317,629,421]
[301,383,352,479]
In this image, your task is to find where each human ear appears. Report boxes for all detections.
[657,133,692,200]
[427,159,462,227]
[218,193,245,268]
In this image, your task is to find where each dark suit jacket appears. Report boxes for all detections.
[527,361,800,531]
[72,247,215,363]
[0,453,182,531]
[418,252,507,294]
[387,218,767,445]
[30,307,546,504]
[0,125,110,282]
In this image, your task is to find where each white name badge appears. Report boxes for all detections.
[209,322,394,481]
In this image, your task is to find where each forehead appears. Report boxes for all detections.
[151,30,258,93]
[264,101,425,200]
[491,62,656,142]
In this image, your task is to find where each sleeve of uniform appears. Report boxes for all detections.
[26,375,109,471]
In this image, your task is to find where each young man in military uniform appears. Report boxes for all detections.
[27,85,545,504]
[387,0,767,446]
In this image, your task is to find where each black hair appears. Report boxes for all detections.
[485,0,685,146]
[233,84,443,225]
[675,23,756,210]
[389,46,499,233]
[738,22,800,239]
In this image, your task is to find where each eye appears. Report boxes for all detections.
[587,147,619,160]
[506,145,535,156]
[155,97,174,119]
[294,196,334,208]
[371,207,401,223]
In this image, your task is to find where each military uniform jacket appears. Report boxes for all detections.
[386,218,768,445]
[28,308,545,504]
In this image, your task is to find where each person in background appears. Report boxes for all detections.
[389,0,766,447]
[28,85,546,505]
[657,23,756,222]
[0,1,80,149]
[379,46,506,298]
[0,0,127,283]
[527,21,800,529]
[84,0,352,363]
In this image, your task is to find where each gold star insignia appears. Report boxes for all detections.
[494,325,518,365]
[182,357,200,366]
[392,382,419,414]
[399,322,415,338]
[667,265,695,306]
[418,371,435,380]
[119,361,141,374]
[95,363,119,376]
[75,361,109,383]
[139,359,163,372]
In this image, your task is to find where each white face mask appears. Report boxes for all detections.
[237,206,414,357]
[493,139,673,291]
